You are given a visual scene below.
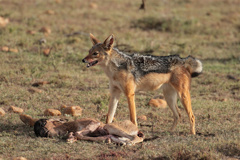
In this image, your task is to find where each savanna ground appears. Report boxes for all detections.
[0,0,240,159]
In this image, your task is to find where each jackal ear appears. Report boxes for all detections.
[103,34,114,51]
[90,33,100,45]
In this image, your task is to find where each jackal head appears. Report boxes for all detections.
[82,33,114,68]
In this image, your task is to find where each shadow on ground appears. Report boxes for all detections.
[0,122,33,137]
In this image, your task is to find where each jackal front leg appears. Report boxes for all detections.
[126,93,137,126]
[125,82,137,126]
[106,85,121,124]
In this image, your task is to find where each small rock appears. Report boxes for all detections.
[12,157,27,160]
[45,10,55,15]
[44,109,62,116]
[1,46,9,52]
[43,48,51,56]
[9,48,18,53]
[39,27,51,34]
[89,3,98,9]
[0,108,6,116]
[223,98,228,102]
[220,98,228,102]
[55,0,62,3]
[20,114,38,127]
[137,115,147,121]
[149,99,167,109]
[0,16,9,27]
[26,30,36,35]
[63,106,82,116]
[8,106,24,113]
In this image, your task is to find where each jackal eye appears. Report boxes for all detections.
[92,52,98,56]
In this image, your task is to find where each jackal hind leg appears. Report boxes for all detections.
[162,84,179,132]
[178,88,195,134]
[170,70,196,135]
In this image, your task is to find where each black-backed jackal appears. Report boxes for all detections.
[82,34,202,134]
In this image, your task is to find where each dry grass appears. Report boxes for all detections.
[0,0,240,159]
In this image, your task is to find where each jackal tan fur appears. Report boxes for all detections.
[82,34,203,134]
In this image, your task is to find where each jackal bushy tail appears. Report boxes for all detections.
[168,55,202,78]
[183,56,203,77]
